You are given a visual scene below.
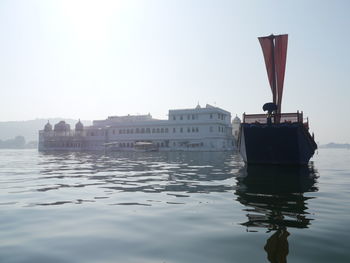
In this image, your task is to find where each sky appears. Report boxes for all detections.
[0,0,349,144]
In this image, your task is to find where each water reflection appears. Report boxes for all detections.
[235,164,318,262]
[35,151,241,206]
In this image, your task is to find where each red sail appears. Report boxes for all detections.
[258,37,275,102]
[258,34,288,115]
[274,35,288,114]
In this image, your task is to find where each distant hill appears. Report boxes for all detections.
[319,143,350,149]
[0,119,92,142]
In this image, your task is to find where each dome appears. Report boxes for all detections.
[54,121,71,132]
[44,121,52,132]
[232,115,241,124]
[75,119,84,131]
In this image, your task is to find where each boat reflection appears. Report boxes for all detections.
[235,164,318,262]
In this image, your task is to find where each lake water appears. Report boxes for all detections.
[0,149,349,262]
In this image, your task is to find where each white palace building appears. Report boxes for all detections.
[38,104,236,152]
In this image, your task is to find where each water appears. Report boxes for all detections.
[0,149,349,263]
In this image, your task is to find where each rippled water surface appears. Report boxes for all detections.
[0,149,349,262]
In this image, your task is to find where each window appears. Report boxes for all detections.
[180,115,183,120]
[196,127,199,132]
[210,114,213,119]
[152,128,155,133]
[146,128,150,133]
[173,116,176,120]
[187,127,190,133]
[192,127,195,132]
[180,128,183,133]
[187,115,190,120]
[192,114,195,120]
[173,127,176,133]
[165,128,168,133]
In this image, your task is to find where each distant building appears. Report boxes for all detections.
[232,115,241,142]
[38,104,235,152]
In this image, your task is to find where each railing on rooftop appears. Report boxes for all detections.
[243,111,307,125]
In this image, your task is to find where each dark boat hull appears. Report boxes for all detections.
[238,123,317,165]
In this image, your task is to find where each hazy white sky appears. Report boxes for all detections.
[1,0,349,143]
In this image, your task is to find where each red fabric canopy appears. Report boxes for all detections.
[258,34,288,115]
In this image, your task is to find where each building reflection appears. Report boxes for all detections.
[37,151,239,197]
[235,164,318,262]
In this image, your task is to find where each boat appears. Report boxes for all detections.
[133,141,159,152]
[238,34,317,165]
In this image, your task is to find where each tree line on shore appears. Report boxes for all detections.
[0,136,37,149]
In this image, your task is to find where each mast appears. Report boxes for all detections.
[269,34,277,107]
